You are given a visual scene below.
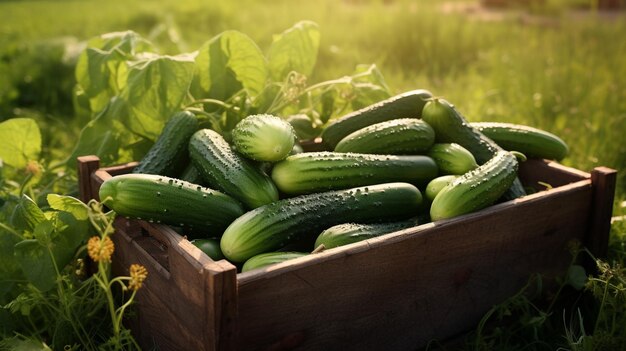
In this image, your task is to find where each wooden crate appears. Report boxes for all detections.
[77,155,616,351]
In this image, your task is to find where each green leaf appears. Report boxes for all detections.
[120,53,195,140]
[10,195,46,232]
[567,264,588,290]
[14,212,89,292]
[267,21,320,81]
[75,31,153,113]
[14,239,56,291]
[350,82,390,110]
[67,97,132,167]
[0,226,23,303]
[46,194,89,221]
[195,30,268,100]
[0,118,41,169]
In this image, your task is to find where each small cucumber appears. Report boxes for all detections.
[430,151,519,221]
[270,151,438,195]
[427,143,478,175]
[314,217,422,250]
[241,252,308,272]
[220,182,423,262]
[191,238,225,261]
[425,175,458,202]
[133,111,198,177]
[189,129,279,209]
[232,114,296,162]
[334,118,435,155]
[98,174,245,236]
[421,98,526,200]
[321,89,433,149]
[470,122,569,161]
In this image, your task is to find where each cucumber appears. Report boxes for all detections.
[334,118,435,155]
[220,182,423,262]
[427,143,478,175]
[232,114,296,162]
[430,150,518,221]
[179,163,205,185]
[287,114,320,141]
[314,217,422,250]
[470,122,569,161]
[321,89,433,149]
[421,99,526,199]
[425,175,458,202]
[270,151,438,195]
[241,252,308,272]
[189,129,279,209]
[98,174,245,236]
[133,111,198,177]
[191,238,225,261]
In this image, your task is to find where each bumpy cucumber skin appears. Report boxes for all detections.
[189,129,279,209]
[98,174,245,235]
[421,99,526,199]
[314,218,422,250]
[334,118,435,155]
[241,252,308,272]
[430,151,518,221]
[221,182,424,262]
[232,114,296,162]
[427,143,478,175]
[321,89,433,149]
[471,122,569,161]
[270,151,438,195]
[133,111,199,177]
[425,175,458,202]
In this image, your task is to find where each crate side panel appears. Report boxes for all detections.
[237,184,593,351]
[111,221,209,351]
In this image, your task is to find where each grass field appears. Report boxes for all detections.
[1,0,625,349]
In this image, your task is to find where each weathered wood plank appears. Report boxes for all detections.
[77,156,101,203]
[236,180,593,350]
[586,167,617,260]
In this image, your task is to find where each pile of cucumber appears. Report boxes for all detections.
[98,90,569,272]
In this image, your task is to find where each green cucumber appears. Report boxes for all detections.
[430,151,518,221]
[189,129,279,209]
[321,89,433,149]
[427,143,478,175]
[334,118,435,154]
[287,114,320,141]
[133,111,198,177]
[179,163,205,185]
[98,174,245,236]
[421,98,526,200]
[191,238,225,261]
[471,122,569,161]
[241,252,308,272]
[314,217,422,250]
[221,182,423,262]
[425,175,458,202]
[270,151,438,195]
[232,114,296,162]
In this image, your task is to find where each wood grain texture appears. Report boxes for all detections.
[236,181,593,350]
[77,155,101,203]
[586,167,617,260]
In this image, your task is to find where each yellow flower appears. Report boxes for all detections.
[128,264,148,291]
[87,236,114,262]
[25,160,42,176]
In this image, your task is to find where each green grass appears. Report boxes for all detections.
[1,0,625,349]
